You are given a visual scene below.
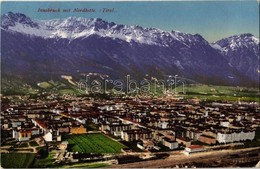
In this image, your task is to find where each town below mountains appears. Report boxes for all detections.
[1,11,260,168]
[1,93,260,168]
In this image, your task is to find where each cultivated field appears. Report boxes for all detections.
[176,84,260,102]
[1,153,35,168]
[65,133,126,153]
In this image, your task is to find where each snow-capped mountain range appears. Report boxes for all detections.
[212,34,259,55]
[1,12,259,86]
[212,34,259,82]
[1,12,207,46]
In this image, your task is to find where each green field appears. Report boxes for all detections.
[120,83,259,102]
[29,141,39,147]
[32,152,56,168]
[1,153,35,168]
[65,133,126,153]
[255,129,260,140]
[175,84,260,102]
[1,78,37,95]
[2,77,259,103]
[18,142,29,148]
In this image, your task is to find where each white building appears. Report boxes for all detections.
[162,138,179,150]
[12,128,40,141]
[217,130,255,143]
[137,142,145,150]
[43,132,53,142]
[220,121,229,127]
[158,121,169,129]
[76,118,86,124]
[11,121,22,128]
[184,145,206,155]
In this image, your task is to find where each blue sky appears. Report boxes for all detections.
[1,1,259,42]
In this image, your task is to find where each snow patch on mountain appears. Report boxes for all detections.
[211,43,226,53]
[1,12,208,46]
[8,22,53,37]
[212,34,259,54]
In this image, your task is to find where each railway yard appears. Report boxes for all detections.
[112,147,260,168]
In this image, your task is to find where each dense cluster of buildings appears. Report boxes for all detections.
[1,94,260,152]
[97,97,259,150]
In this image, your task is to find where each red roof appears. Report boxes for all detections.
[188,145,204,149]
[35,119,47,129]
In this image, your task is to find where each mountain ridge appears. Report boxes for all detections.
[1,12,213,46]
[1,12,259,87]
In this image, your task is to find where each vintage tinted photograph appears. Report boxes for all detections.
[0,0,259,168]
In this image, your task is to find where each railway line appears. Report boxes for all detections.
[112,147,260,168]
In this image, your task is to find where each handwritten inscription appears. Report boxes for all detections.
[38,8,116,13]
